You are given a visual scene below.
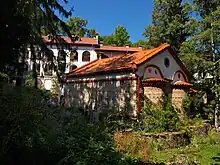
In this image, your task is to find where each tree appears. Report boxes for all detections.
[102,25,131,46]
[86,29,97,38]
[65,17,88,37]
[132,40,150,48]
[114,25,131,46]
[0,0,73,87]
[180,0,220,127]
[102,35,115,46]
[143,0,194,51]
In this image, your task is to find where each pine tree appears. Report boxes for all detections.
[143,0,194,51]
[180,0,220,127]
[0,0,73,87]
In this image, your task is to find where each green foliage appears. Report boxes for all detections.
[182,93,207,118]
[0,72,9,82]
[102,25,132,46]
[65,17,88,37]
[0,84,139,165]
[64,17,98,38]
[136,97,181,133]
[150,131,220,164]
[105,97,182,133]
[51,76,59,96]
[143,0,194,51]
[25,72,35,87]
[132,40,151,48]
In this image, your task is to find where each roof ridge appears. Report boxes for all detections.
[135,43,170,64]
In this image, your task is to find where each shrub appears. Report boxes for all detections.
[134,96,181,133]
[0,84,139,165]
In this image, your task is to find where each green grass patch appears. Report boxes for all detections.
[150,132,220,165]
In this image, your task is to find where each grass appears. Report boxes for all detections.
[114,132,152,162]
[149,131,220,165]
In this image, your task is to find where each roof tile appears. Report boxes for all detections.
[67,43,171,77]
[43,36,98,45]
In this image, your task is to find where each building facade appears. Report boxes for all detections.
[26,35,142,90]
[64,44,194,121]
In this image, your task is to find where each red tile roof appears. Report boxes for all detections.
[95,45,142,52]
[67,43,171,77]
[173,81,193,86]
[42,36,98,45]
[143,77,169,82]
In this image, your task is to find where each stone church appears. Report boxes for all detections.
[64,43,194,119]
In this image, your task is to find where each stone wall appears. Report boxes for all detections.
[143,84,189,111]
[144,86,164,104]
[64,78,138,119]
[172,88,187,112]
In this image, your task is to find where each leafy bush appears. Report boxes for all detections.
[0,72,9,82]
[0,84,139,165]
[104,96,182,133]
[134,97,181,133]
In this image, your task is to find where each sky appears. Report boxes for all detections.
[61,0,153,42]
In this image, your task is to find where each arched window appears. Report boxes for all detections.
[44,63,53,76]
[45,49,54,62]
[173,70,187,82]
[70,49,78,62]
[144,65,163,78]
[36,63,41,75]
[70,64,77,71]
[57,50,67,74]
[82,51,90,62]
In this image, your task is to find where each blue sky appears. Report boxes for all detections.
[61,0,153,42]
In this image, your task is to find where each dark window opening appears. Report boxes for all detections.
[44,63,53,76]
[82,51,90,62]
[164,58,170,68]
[70,65,77,71]
[70,50,78,61]
[36,63,40,75]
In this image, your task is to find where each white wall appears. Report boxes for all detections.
[67,72,136,82]
[26,45,98,90]
[137,49,185,81]
[49,45,97,72]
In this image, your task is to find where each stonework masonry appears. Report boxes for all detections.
[64,79,138,119]
[143,85,188,112]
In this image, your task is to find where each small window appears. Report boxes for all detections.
[70,65,77,71]
[44,63,53,76]
[148,68,152,73]
[178,73,181,79]
[36,63,40,75]
[164,58,170,68]
[155,70,158,75]
[82,51,90,62]
[70,50,78,62]
[58,50,66,62]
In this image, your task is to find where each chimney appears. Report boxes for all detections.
[138,46,142,49]
[126,45,129,48]
[95,33,99,43]
[99,41,103,46]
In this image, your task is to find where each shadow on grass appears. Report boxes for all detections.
[212,153,220,165]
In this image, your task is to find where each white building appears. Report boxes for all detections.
[26,35,142,90]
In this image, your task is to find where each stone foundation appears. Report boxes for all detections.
[144,86,164,104]
[64,78,138,120]
[172,88,187,111]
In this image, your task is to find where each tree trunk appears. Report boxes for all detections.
[30,44,38,88]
